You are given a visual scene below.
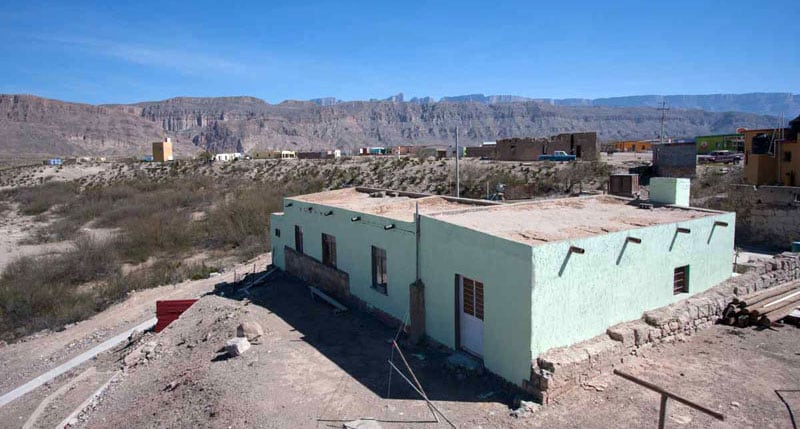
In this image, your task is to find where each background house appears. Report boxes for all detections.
[742,116,800,186]
[652,141,697,177]
[152,137,173,162]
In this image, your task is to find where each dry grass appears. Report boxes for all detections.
[0,175,322,341]
[1,181,79,215]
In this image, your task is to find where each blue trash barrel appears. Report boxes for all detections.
[793,241,800,253]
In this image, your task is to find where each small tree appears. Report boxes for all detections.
[198,151,214,164]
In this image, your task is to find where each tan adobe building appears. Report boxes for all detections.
[743,116,800,186]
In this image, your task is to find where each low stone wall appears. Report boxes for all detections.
[283,246,406,331]
[284,246,350,300]
[526,252,800,403]
[705,185,800,250]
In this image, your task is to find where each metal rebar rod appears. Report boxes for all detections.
[387,361,455,428]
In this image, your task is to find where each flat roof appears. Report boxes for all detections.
[289,188,491,222]
[429,195,719,246]
[289,189,724,245]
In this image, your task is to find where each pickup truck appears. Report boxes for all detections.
[538,151,576,161]
[698,150,741,164]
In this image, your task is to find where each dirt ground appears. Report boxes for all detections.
[0,202,73,271]
[59,274,800,429]
[0,254,271,428]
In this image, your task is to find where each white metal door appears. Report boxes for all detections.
[459,276,484,357]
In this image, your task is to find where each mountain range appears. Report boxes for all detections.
[314,92,800,118]
[0,92,795,158]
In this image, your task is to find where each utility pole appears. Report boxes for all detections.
[455,125,460,198]
[658,101,669,144]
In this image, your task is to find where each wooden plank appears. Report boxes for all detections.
[748,288,800,316]
[735,280,800,307]
[309,286,348,312]
[658,394,669,429]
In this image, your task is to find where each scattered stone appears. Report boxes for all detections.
[164,380,181,391]
[730,401,740,408]
[446,351,483,374]
[225,337,251,357]
[510,400,540,418]
[670,413,692,424]
[236,321,264,342]
[123,350,143,367]
[583,382,607,392]
[141,341,157,356]
[128,330,143,344]
[343,419,382,429]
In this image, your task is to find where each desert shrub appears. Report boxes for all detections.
[0,236,118,340]
[204,179,322,259]
[4,181,79,215]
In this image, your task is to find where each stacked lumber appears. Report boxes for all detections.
[722,280,800,327]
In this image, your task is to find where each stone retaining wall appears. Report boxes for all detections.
[526,252,800,403]
[285,246,350,300]
[283,246,406,331]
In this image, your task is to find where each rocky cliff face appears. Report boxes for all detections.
[0,93,785,157]
[156,98,779,154]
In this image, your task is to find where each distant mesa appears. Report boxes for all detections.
[0,92,795,158]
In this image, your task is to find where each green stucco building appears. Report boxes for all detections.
[696,134,744,154]
[269,186,735,390]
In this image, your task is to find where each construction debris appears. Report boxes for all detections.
[225,337,251,357]
[722,280,800,327]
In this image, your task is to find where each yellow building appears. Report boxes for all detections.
[152,137,174,162]
[612,140,652,152]
[743,117,800,186]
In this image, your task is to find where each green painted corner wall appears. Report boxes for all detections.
[418,216,533,385]
[529,211,735,358]
[270,198,417,322]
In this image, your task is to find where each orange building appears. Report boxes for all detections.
[743,116,800,186]
[612,140,652,152]
[152,137,174,162]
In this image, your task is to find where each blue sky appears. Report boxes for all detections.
[1,0,798,104]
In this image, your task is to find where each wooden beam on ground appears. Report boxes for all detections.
[309,286,348,312]
[734,280,800,307]
[614,369,725,424]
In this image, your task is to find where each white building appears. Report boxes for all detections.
[214,152,243,162]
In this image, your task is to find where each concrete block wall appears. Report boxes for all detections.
[527,252,800,404]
